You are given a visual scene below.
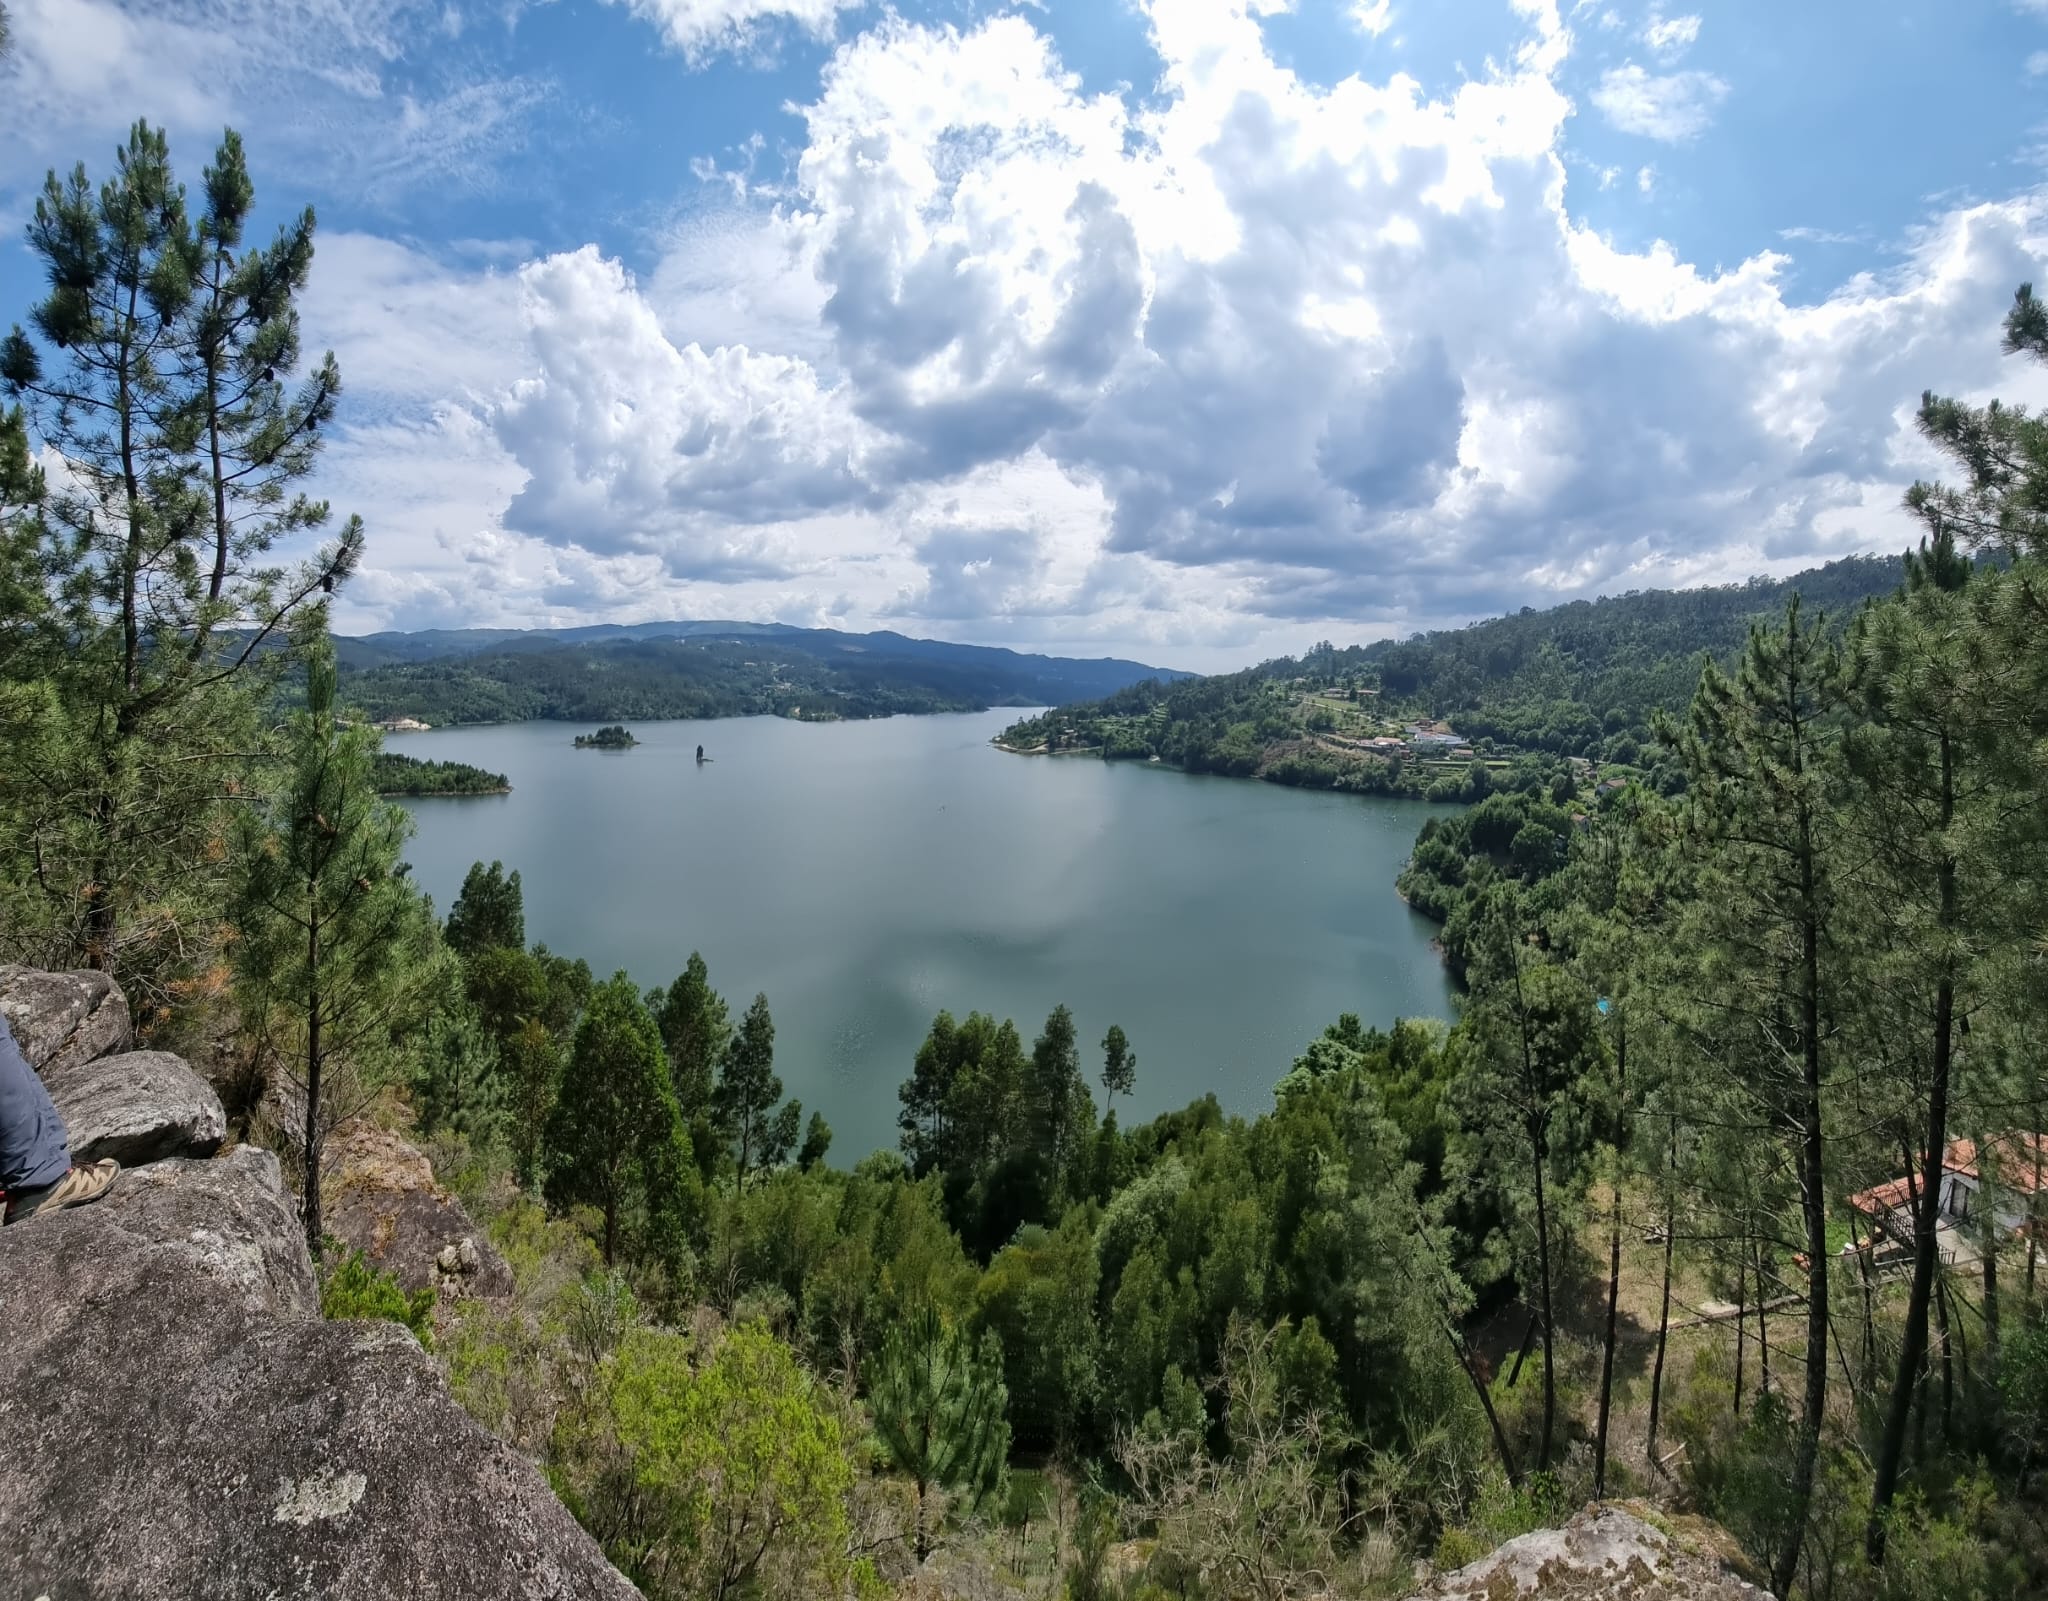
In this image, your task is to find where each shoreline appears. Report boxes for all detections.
[379,786,512,799]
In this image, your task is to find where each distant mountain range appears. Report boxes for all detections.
[334,621,1191,727]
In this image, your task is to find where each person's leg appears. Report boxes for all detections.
[0,1013,72,1194]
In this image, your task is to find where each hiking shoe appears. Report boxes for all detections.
[4,1158,119,1225]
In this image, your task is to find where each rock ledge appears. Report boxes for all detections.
[0,969,638,1601]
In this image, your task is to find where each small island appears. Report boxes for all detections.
[574,724,639,749]
[371,753,510,797]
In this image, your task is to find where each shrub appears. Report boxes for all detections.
[320,1247,436,1349]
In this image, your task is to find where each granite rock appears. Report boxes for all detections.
[43,1048,227,1165]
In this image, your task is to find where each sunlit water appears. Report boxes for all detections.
[394,710,1455,1162]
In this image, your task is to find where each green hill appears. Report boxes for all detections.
[997,553,1909,797]
[335,623,1188,727]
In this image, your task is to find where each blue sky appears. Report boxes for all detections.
[4,0,2048,669]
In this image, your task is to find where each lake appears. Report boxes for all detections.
[393,711,1456,1162]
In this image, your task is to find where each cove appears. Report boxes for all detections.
[393,709,1456,1161]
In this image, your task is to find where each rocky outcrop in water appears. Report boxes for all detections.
[0,969,638,1601]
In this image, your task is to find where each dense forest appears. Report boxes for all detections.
[998,554,1910,799]
[338,626,1185,728]
[370,752,511,796]
[7,121,2048,1601]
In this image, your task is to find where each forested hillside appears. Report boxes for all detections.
[337,625,1186,727]
[7,119,2048,1601]
[998,554,1908,796]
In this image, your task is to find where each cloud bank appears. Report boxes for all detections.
[14,0,2048,667]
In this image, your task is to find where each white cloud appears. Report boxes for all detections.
[1637,162,1656,193]
[2029,49,2048,76]
[55,0,2048,665]
[493,246,876,574]
[1641,12,1700,63]
[1591,63,1729,141]
[1349,0,1394,38]
[0,0,548,202]
[603,0,861,62]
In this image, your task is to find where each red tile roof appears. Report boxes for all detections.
[1944,1133,2048,1194]
[1848,1176,1917,1218]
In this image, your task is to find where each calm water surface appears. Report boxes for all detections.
[394,711,1455,1161]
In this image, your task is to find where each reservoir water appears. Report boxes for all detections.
[393,710,1456,1162]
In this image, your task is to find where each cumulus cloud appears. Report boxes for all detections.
[603,0,861,62]
[493,247,876,575]
[1592,63,1729,140]
[80,0,2048,664]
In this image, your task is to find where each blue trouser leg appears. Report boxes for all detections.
[0,1014,71,1192]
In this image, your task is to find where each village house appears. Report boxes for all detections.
[1845,1132,2048,1266]
[373,716,432,733]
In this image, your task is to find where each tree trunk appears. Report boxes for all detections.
[207,364,230,602]
[301,899,324,1259]
[1735,1250,1747,1417]
[1647,1166,1678,1463]
[1532,1137,1557,1472]
[1773,870,1831,1600]
[1933,1274,1954,1441]
[1594,1022,1627,1500]
[1507,1312,1539,1388]
[1981,1169,2001,1389]
[1446,1321,1521,1490]
[1756,1240,1771,1397]
[1866,734,1958,1566]
[1867,1002,1954,1558]
[1594,1179,1623,1497]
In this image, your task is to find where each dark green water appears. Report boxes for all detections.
[394,710,1455,1161]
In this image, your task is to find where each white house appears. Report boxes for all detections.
[1845,1132,2048,1265]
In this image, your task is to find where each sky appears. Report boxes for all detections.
[3,2,2048,671]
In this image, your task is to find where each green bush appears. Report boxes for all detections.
[319,1247,436,1349]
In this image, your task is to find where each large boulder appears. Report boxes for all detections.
[1412,1504,1767,1600]
[43,1048,227,1165]
[323,1121,513,1300]
[0,964,131,1075]
[0,1142,638,1600]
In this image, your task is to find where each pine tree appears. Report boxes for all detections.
[232,641,437,1256]
[411,997,502,1148]
[1670,598,1843,1592]
[502,1015,561,1192]
[1455,884,1599,1472]
[546,971,693,1266]
[0,124,357,994]
[713,992,788,1188]
[870,1304,1011,1561]
[445,860,525,958]
[1848,530,2010,1561]
[177,129,338,611]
